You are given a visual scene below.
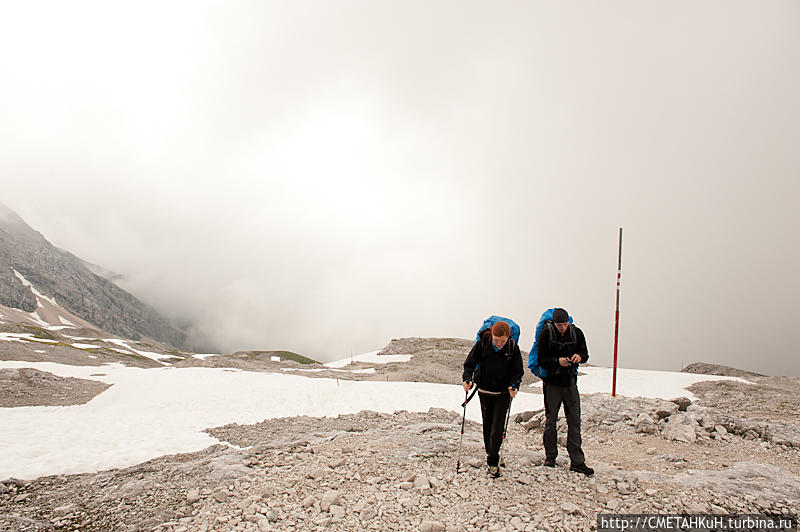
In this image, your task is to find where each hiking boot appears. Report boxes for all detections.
[543,457,556,468]
[570,463,594,476]
[487,465,501,478]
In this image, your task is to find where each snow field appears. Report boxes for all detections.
[0,361,535,480]
[0,357,751,480]
[528,366,752,400]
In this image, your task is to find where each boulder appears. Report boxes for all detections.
[634,413,659,434]
[522,413,544,431]
[420,521,446,532]
[320,490,341,512]
[669,397,692,411]
[53,504,77,518]
[513,409,542,423]
[663,413,697,443]
[186,488,201,504]
[413,474,431,490]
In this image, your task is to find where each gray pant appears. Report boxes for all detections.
[543,381,586,466]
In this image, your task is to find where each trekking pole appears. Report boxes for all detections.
[502,398,512,442]
[498,396,513,467]
[456,389,469,473]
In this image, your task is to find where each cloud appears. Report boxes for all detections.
[1,1,798,374]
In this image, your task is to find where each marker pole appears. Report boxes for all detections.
[612,228,622,397]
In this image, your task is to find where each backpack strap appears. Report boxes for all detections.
[543,321,555,349]
[567,323,576,343]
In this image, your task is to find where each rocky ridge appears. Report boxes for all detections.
[681,362,765,379]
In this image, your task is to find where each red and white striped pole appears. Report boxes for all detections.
[612,228,622,397]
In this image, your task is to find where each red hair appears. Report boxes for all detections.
[491,321,510,337]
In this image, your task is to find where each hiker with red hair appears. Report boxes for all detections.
[462,320,523,477]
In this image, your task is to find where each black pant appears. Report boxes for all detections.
[543,381,586,466]
[478,391,511,467]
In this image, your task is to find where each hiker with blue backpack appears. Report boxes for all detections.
[529,308,594,476]
[462,318,523,478]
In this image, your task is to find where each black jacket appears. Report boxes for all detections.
[537,323,589,387]
[462,335,524,393]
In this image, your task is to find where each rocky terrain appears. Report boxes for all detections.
[684,363,800,427]
[682,362,765,379]
[2,400,799,532]
[0,321,184,370]
[1,337,799,531]
[0,367,110,407]
[198,337,541,388]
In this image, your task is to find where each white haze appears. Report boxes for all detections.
[1,1,798,374]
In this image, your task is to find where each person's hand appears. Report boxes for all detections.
[463,381,472,393]
[508,386,518,399]
[559,357,571,367]
[570,354,582,364]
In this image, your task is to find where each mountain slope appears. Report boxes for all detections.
[0,203,186,348]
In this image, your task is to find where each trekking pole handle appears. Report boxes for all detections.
[462,386,478,408]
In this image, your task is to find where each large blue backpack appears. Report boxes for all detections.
[475,315,521,343]
[528,308,573,378]
[465,316,521,400]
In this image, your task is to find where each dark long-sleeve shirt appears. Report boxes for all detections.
[537,323,588,386]
[462,336,524,393]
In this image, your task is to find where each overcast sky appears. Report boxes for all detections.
[2,1,798,375]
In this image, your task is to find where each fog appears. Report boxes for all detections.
[2,1,798,375]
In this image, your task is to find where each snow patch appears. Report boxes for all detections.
[0,360,506,480]
[13,269,58,306]
[193,353,219,360]
[527,366,753,400]
[0,333,60,344]
[105,339,173,364]
[28,312,50,328]
[271,356,281,362]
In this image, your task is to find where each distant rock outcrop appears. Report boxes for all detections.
[0,202,186,348]
[0,368,110,407]
[681,362,765,379]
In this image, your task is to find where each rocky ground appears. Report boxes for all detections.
[0,368,110,407]
[1,338,799,531]
[681,362,765,379]
[0,322,181,369]
[2,401,799,532]
[687,378,800,427]
[240,337,542,390]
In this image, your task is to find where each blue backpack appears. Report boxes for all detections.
[475,315,521,343]
[465,316,521,400]
[528,308,573,378]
